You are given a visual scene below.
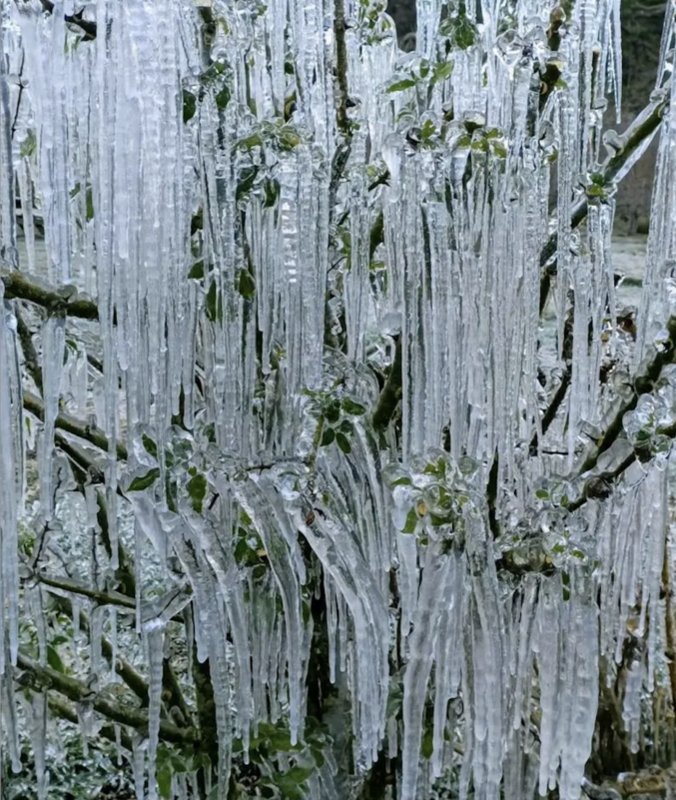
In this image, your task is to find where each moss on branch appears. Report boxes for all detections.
[16,652,197,745]
[2,269,99,320]
[23,391,128,461]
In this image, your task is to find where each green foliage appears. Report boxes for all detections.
[127,468,160,492]
[2,726,133,800]
[19,130,37,159]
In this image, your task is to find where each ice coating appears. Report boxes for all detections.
[1,0,675,798]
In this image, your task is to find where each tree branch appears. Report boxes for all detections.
[39,1,97,39]
[575,314,676,478]
[333,0,351,139]
[23,390,128,461]
[16,652,197,745]
[36,572,137,611]
[48,694,135,752]
[2,269,99,320]
[16,306,44,392]
[538,83,670,315]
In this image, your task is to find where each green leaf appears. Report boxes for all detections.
[490,141,507,159]
[336,432,351,454]
[535,489,549,500]
[186,472,208,514]
[238,269,256,299]
[20,130,37,159]
[191,209,203,234]
[236,166,259,202]
[183,90,197,123]
[127,468,160,492]
[390,476,412,487]
[85,187,94,221]
[157,765,172,799]
[188,261,205,280]
[432,60,454,84]
[421,729,434,759]
[238,133,263,150]
[215,86,230,111]
[325,400,341,424]
[341,398,366,416]
[402,507,418,534]
[69,182,81,199]
[285,766,313,783]
[206,281,223,323]
[47,644,64,673]
[321,428,336,447]
[263,178,280,208]
[421,119,436,140]
[387,78,417,93]
[278,127,302,150]
[310,745,325,768]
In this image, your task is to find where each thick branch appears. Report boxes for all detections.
[16,652,197,744]
[49,595,149,704]
[48,694,134,752]
[576,314,676,478]
[2,269,99,320]
[24,390,128,461]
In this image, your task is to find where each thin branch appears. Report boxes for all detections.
[333,0,351,139]
[2,269,99,320]
[16,652,197,745]
[662,530,676,711]
[538,84,670,315]
[23,390,128,461]
[35,572,137,611]
[11,50,26,139]
[529,368,571,456]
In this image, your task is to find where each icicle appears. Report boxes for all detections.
[1,665,22,774]
[39,314,65,521]
[0,290,20,667]
[147,628,164,800]
[400,543,454,799]
[31,691,49,800]
[133,735,147,800]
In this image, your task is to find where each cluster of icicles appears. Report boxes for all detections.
[1,0,676,798]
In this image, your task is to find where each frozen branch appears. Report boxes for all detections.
[16,652,198,745]
[333,0,351,139]
[576,313,676,478]
[539,83,671,314]
[47,694,134,752]
[39,1,97,39]
[23,390,128,461]
[36,572,137,611]
[2,269,100,320]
